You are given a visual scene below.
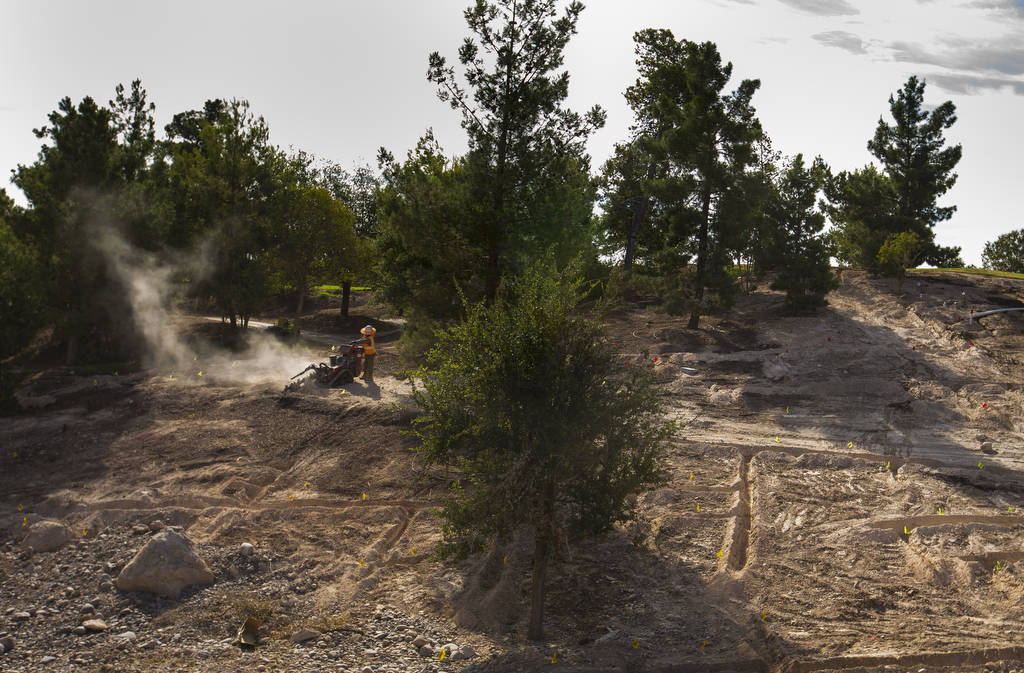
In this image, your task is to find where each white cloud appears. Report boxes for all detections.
[812,30,867,55]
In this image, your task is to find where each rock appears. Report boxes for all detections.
[411,634,428,648]
[23,520,73,553]
[981,441,993,451]
[439,642,459,658]
[80,604,95,615]
[0,635,12,652]
[418,644,435,657]
[361,667,374,673]
[237,618,260,646]
[114,631,136,642]
[72,627,86,636]
[460,643,477,659]
[82,619,108,632]
[289,628,320,643]
[115,530,215,599]
[131,524,149,535]
[148,520,164,532]
[239,542,255,557]
[41,655,57,663]
[12,612,30,621]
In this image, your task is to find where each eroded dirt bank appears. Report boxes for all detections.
[1,270,1023,673]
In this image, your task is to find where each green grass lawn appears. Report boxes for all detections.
[933,268,1024,280]
[312,285,371,297]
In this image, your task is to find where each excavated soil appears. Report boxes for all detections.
[1,270,1023,673]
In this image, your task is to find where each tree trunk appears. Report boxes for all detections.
[295,269,307,315]
[623,162,656,273]
[340,281,351,317]
[688,191,712,329]
[623,197,649,273]
[527,531,549,641]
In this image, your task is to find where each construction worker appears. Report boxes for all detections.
[360,325,376,381]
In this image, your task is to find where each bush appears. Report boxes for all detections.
[408,258,671,639]
[982,228,1024,274]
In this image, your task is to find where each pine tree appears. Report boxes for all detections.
[866,75,962,264]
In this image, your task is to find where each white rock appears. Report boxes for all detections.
[115,530,215,599]
[239,542,255,556]
[289,628,320,643]
[82,619,108,632]
[459,643,477,658]
[22,521,73,553]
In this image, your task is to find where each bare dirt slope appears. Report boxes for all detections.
[1,270,1023,673]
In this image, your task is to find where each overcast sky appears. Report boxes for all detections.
[3,0,1022,264]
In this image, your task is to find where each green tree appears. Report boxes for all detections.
[613,30,763,328]
[273,180,358,314]
[823,164,898,271]
[165,99,285,327]
[982,227,1024,273]
[867,75,962,265]
[422,0,605,303]
[409,259,669,640]
[376,133,480,340]
[12,94,122,364]
[761,154,838,312]
[877,231,922,289]
[0,190,46,361]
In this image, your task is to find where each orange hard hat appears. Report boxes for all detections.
[360,325,376,335]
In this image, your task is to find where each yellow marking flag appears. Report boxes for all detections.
[359,559,364,568]
[551,650,557,663]
[22,517,27,527]
[17,504,23,512]
[717,549,723,559]
[848,441,854,448]
[775,436,780,443]
[696,504,701,512]
[633,638,639,649]
[362,492,367,500]
[439,649,446,661]
[904,525,910,535]
[290,494,295,502]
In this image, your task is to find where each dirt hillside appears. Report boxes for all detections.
[1,270,1023,673]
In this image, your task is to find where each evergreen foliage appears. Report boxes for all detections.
[376,0,604,331]
[761,155,838,312]
[601,30,763,328]
[409,259,670,640]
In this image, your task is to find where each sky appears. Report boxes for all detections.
[2,0,1022,265]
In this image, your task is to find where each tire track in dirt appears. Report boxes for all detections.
[723,453,753,572]
[781,645,1024,672]
[870,514,1024,531]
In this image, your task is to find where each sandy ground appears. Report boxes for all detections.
[1,270,1023,673]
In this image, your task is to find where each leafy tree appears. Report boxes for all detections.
[301,157,381,315]
[164,99,285,327]
[761,154,838,312]
[12,94,122,364]
[866,75,962,264]
[409,259,669,640]
[877,231,922,289]
[421,0,605,303]
[612,30,763,328]
[273,180,358,314]
[823,164,898,271]
[376,133,480,336]
[0,190,46,361]
[982,227,1024,273]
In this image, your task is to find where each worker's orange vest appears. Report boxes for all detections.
[363,335,375,355]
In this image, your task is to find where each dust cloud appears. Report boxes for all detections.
[95,225,313,386]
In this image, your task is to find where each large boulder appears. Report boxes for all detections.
[116,529,214,598]
[22,520,73,553]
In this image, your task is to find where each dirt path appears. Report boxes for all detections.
[1,270,1023,672]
